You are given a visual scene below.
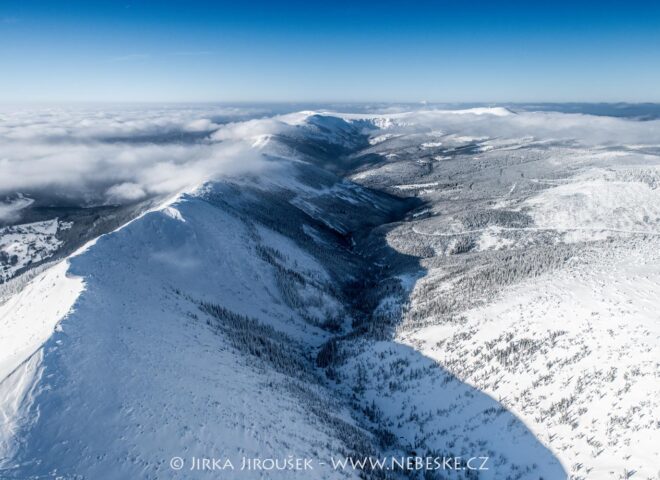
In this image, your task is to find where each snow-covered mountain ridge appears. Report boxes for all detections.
[1,107,659,479]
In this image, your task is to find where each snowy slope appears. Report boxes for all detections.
[0,115,403,479]
[1,108,659,480]
[0,261,83,382]
[0,219,70,282]
[340,110,660,479]
[0,183,372,479]
[406,238,660,479]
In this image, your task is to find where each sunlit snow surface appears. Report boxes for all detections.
[1,105,659,479]
[344,108,660,479]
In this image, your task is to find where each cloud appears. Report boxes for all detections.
[105,182,147,202]
[357,108,660,146]
[0,106,280,207]
[0,195,34,222]
[2,105,659,217]
[211,117,291,142]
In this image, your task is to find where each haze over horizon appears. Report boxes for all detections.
[2,0,659,103]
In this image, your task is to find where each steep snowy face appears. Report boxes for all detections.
[0,113,412,479]
[0,192,353,479]
[2,106,659,480]
[0,109,359,284]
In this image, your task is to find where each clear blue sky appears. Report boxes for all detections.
[1,0,659,102]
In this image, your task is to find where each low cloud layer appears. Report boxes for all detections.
[0,106,287,212]
[2,105,659,222]
[0,195,34,222]
[347,107,660,146]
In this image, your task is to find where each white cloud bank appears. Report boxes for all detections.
[2,105,659,216]
[0,195,34,222]
[341,107,660,146]
[0,106,289,207]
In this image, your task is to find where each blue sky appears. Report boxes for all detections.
[1,0,659,102]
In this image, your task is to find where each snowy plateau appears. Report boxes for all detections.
[0,106,659,480]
